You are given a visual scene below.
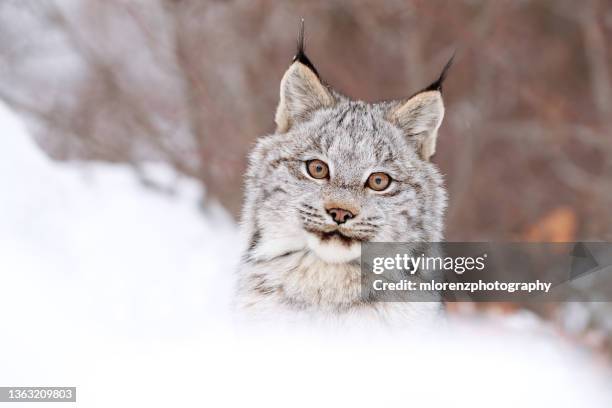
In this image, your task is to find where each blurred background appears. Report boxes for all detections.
[1,0,612,363]
[1,0,611,240]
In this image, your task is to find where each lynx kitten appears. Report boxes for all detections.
[236,23,452,325]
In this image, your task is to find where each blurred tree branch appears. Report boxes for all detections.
[0,0,610,233]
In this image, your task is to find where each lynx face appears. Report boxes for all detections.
[244,99,446,265]
[237,25,451,312]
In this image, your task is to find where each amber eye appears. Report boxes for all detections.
[306,160,329,179]
[366,172,391,191]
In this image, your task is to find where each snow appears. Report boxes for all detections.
[0,102,611,408]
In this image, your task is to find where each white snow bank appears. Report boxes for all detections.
[0,102,610,408]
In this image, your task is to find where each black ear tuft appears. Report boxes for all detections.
[293,18,320,78]
[423,53,455,93]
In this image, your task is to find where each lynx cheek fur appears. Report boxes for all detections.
[236,23,452,324]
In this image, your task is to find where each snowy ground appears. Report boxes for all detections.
[1,102,611,408]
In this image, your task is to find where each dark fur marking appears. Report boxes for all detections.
[335,107,350,126]
[287,162,309,180]
[381,149,399,166]
[409,182,423,193]
[252,250,300,265]
[303,220,326,228]
[349,104,357,129]
[354,222,379,228]
[364,216,382,221]
[254,283,276,296]
[271,187,287,195]
[262,186,288,201]
[249,274,278,296]
[304,227,363,246]
[422,53,455,93]
[269,158,291,169]
[299,209,324,219]
[293,19,320,78]
[416,219,425,232]
[308,135,323,153]
[370,112,378,132]
[382,189,402,197]
[248,228,262,252]
[397,179,422,193]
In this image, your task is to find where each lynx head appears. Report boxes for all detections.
[242,22,451,266]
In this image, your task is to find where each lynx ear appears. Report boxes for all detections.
[388,56,454,160]
[275,21,334,133]
[389,91,445,160]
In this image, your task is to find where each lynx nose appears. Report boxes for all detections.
[326,208,354,225]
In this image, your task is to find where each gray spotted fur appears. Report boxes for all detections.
[235,40,449,324]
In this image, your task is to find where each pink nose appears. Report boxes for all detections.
[326,208,354,224]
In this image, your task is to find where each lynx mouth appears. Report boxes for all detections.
[304,227,362,263]
[305,227,363,247]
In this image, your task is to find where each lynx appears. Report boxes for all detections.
[235,23,452,325]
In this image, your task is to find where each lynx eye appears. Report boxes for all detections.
[306,160,329,179]
[366,172,391,191]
